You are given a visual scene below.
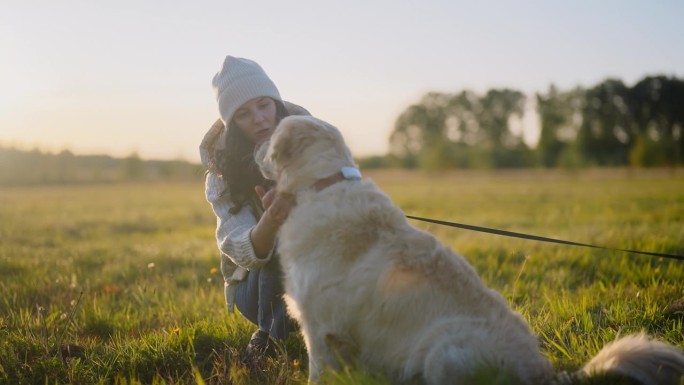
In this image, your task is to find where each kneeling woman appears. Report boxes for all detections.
[199,56,308,362]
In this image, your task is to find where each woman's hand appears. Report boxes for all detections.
[250,185,295,258]
[255,186,295,225]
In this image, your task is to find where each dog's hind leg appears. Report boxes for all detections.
[415,340,529,385]
[421,344,490,385]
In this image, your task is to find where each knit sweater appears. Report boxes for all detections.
[199,101,310,310]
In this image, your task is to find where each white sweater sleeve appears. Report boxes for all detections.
[205,171,272,270]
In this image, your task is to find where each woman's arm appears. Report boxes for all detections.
[249,186,295,258]
[205,172,273,270]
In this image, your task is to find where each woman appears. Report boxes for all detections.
[199,56,309,362]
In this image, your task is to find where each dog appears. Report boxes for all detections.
[257,115,684,384]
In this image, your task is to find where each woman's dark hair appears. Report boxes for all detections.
[211,99,289,214]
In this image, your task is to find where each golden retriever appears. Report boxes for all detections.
[257,115,684,385]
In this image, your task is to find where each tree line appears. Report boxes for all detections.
[0,147,204,186]
[2,74,681,185]
[368,75,683,170]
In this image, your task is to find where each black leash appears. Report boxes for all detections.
[405,215,684,261]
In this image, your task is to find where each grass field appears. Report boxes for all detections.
[0,168,682,384]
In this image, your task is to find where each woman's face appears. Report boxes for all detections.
[232,97,278,144]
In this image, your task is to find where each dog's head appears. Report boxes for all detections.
[256,115,356,193]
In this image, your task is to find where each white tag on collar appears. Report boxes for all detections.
[341,166,362,180]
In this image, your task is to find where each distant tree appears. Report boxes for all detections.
[122,152,145,180]
[57,149,76,183]
[389,92,450,169]
[629,75,684,166]
[536,85,585,167]
[444,90,483,147]
[475,89,531,168]
[477,89,526,148]
[576,79,634,166]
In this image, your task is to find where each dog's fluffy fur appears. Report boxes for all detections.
[258,115,684,384]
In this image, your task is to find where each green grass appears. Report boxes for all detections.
[0,169,682,384]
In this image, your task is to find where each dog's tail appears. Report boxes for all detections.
[558,333,684,385]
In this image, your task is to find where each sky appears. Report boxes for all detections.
[1,0,683,163]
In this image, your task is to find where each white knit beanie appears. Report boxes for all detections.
[212,56,282,125]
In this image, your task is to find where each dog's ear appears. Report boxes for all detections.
[271,123,317,165]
